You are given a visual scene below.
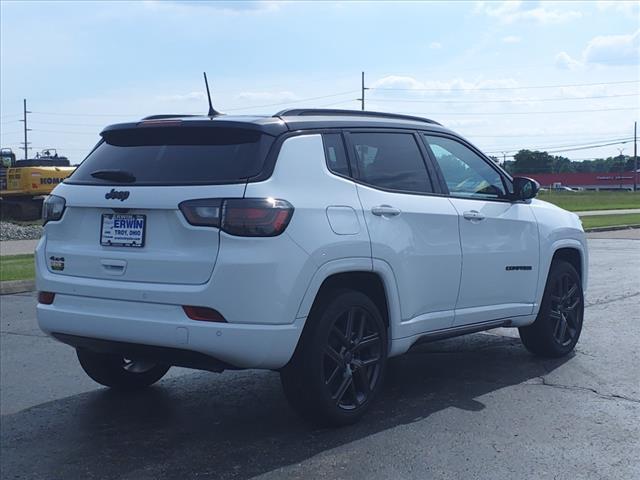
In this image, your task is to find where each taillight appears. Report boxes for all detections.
[38,291,55,304]
[179,199,222,227]
[183,306,226,322]
[42,195,66,225]
[179,198,293,237]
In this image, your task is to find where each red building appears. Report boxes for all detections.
[528,171,639,191]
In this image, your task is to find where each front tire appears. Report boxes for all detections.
[77,348,170,390]
[281,289,387,426]
[519,260,584,358]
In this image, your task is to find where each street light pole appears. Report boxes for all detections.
[634,121,637,192]
[357,72,368,111]
[19,98,31,160]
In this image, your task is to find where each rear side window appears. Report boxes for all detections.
[350,132,432,193]
[68,127,274,186]
[323,133,350,176]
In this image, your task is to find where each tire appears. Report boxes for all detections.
[519,260,584,358]
[76,348,170,390]
[280,289,387,426]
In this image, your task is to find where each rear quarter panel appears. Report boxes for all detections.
[245,133,373,321]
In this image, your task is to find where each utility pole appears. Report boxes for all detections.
[634,121,637,192]
[19,98,31,160]
[357,71,368,111]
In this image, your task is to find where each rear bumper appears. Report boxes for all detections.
[37,294,305,370]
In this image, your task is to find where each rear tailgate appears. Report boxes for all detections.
[43,122,276,285]
[44,184,245,284]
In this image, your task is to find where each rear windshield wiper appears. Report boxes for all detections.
[90,169,136,183]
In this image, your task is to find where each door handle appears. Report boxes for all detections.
[100,259,127,275]
[463,210,485,221]
[372,205,401,217]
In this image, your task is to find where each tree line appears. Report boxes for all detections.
[491,150,636,175]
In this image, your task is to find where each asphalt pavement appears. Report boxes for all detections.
[1,232,638,479]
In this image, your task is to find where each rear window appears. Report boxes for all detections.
[67,126,274,186]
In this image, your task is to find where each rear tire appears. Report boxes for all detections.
[76,348,170,390]
[519,260,584,358]
[280,289,387,426]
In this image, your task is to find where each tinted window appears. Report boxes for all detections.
[351,133,432,193]
[323,133,350,176]
[424,135,506,199]
[68,127,274,186]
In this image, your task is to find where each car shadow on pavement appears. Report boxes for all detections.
[1,332,571,480]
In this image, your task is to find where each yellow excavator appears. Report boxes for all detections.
[1,148,76,220]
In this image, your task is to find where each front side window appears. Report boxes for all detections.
[350,132,432,193]
[424,135,506,199]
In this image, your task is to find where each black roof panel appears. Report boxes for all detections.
[101,111,452,137]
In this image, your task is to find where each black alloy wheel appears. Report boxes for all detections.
[323,305,383,410]
[549,271,582,347]
[519,260,584,357]
[281,289,388,426]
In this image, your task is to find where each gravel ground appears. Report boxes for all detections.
[0,222,43,242]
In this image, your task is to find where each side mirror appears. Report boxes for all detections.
[512,177,539,201]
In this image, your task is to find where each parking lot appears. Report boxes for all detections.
[1,230,638,480]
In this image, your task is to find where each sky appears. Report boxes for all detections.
[1,0,639,164]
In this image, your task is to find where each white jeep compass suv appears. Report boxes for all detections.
[36,109,587,425]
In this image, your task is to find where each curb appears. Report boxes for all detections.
[0,280,35,295]
[584,224,640,233]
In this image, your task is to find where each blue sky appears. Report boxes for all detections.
[1,0,638,163]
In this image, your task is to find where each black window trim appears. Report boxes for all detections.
[341,128,441,197]
[321,131,352,179]
[420,131,517,204]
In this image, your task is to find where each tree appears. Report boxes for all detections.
[511,150,554,174]
[552,155,574,173]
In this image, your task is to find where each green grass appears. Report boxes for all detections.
[0,254,35,282]
[580,213,640,230]
[537,191,640,212]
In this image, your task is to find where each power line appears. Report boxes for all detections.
[29,120,108,128]
[484,137,634,154]
[405,107,638,116]
[224,90,359,112]
[546,139,635,154]
[368,93,638,104]
[18,90,359,118]
[467,131,629,138]
[498,139,635,158]
[30,128,100,136]
[368,79,639,92]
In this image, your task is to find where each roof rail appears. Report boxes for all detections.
[274,109,441,126]
[141,114,199,121]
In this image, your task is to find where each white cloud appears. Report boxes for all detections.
[596,0,639,16]
[555,51,582,70]
[475,0,582,24]
[157,91,206,102]
[235,91,298,103]
[583,30,640,66]
[142,0,282,14]
[502,35,521,43]
[555,30,640,69]
[370,75,521,95]
[429,41,442,49]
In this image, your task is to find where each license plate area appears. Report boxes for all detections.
[101,214,146,248]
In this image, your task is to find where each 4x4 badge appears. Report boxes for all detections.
[105,189,130,201]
